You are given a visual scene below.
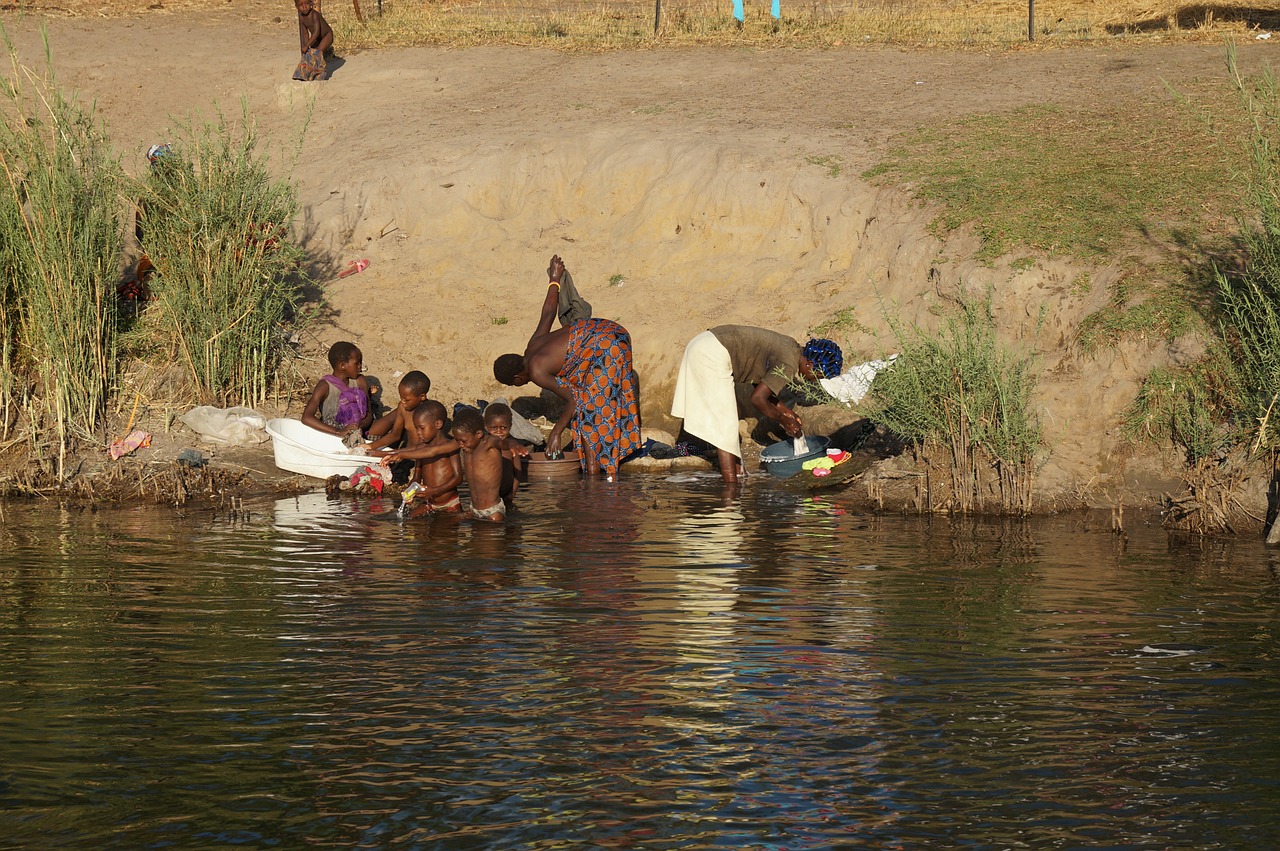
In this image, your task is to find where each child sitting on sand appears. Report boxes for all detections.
[366,370,431,451]
[302,341,371,438]
[406,401,463,512]
[293,0,333,81]
[483,402,530,498]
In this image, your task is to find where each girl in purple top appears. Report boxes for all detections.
[302,341,372,437]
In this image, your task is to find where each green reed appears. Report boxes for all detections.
[863,291,1041,513]
[0,33,122,465]
[1122,355,1242,463]
[132,106,305,406]
[1213,46,1280,454]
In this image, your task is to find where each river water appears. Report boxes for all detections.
[2,475,1279,848]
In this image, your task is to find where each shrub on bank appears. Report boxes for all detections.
[0,34,308,477]
[131,108,306,406]
[0,38,123,467]
[1216,49,1280,455]
[1122,48,1280,533]
[862,291,1041,514]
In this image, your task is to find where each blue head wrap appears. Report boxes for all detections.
[802,338,843,379]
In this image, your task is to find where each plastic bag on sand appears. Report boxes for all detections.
[180,406,268,445]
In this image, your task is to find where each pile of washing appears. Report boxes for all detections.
[325,464,392,495]
[802,448,852,478]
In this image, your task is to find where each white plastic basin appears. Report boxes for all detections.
[264,418,383,479]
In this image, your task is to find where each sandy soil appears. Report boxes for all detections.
[2,5,1272,507]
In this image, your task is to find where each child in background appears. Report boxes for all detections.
[293,0,333,81]
[483,402,530,499]
[367,370,431,452]
[404,401,463,512]
[452,407,508,521]
[302,341,371,438]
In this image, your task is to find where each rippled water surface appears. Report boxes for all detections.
[3,477,1280,848]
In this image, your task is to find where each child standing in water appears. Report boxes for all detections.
[403,401,462,512]
[382,407,509,520]
[483,402,529,498]
[453,408,508,521]
[302,341,371,438]
[293,0,333,81]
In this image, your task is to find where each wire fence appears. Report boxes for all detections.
[316,0,1280,48]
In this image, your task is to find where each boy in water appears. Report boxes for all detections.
[366,370,431,451]
[382,407,509,520]
[453,407,508,521]
[406,401,463,512]
[293,0,333,81]
[483,402,530,498]
[301,341,372,438]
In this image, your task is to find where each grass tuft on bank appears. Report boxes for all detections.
[861,290,1042,514]
[130,107,307,407]
[864,98,1243,262]
[0,31,310,477]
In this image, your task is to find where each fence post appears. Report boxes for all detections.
[654,0,661,35]
[1028,0,1035,41]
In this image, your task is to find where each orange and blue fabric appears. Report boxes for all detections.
[558,318,641,478]
[293,48,328,81]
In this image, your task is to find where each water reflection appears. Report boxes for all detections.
[2,484,1280,847]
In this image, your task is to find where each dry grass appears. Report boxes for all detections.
[8,0,1280,50]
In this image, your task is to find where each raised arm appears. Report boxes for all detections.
[526,255,566,349]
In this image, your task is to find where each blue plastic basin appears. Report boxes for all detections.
[760,436,831,479]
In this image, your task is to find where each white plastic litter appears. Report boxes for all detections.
[819,355,899,405]
[180,406,268,445]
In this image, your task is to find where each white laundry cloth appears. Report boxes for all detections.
[819,355,899,405]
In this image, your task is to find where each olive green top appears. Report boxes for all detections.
[709,325,802,396]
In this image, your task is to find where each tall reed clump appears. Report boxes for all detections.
[1214,47,1280,455]
[862,292,1042,514]
[0,35,123,466]
[1113,46,1280,533]
[133,107,305,406]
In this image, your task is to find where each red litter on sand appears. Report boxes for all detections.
[338,258,370,279]
[108,429,152,460]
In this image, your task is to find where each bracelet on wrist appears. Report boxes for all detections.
[549,280,561,289]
